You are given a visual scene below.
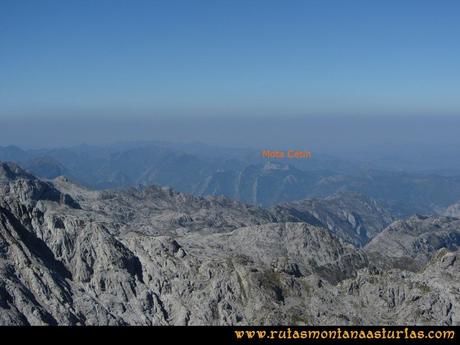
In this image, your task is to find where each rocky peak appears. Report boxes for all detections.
[0,162,35,182]
[0,161,80,210]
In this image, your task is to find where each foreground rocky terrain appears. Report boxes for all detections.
[0,162,459,325]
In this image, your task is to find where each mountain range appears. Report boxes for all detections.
[0,161,459,325]
[2,143,460,213]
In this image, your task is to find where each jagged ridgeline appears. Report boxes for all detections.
[0,162,459,325]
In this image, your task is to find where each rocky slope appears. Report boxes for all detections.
[365,215,460,271]
[443,200,460,218]
[0,162,458,325]
[272,192,397,247]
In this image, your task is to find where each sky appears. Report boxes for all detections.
[1,0,459,119]
[1,0,460,161]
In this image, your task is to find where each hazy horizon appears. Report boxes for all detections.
[1,113,460,173]
[1,1,459,171]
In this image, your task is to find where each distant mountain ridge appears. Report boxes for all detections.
[2,143,460,213]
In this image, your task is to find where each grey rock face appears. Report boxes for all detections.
[0,162,459,325]
[272,192,397,247]
[365,215,460,271]
[443,201,460,218]
[337,248,460,325]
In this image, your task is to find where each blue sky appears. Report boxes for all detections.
[1,0,459,118]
